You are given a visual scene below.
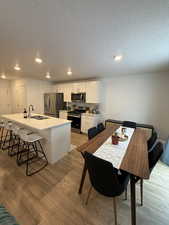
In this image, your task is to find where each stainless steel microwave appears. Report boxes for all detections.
[71,93,86,102]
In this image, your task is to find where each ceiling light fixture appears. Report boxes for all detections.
[35,57,43,64]
[113,55,123,62]
[67,68,72,76]
[46,72,51,79]
[1,74,6,79]
[14,64,21,71]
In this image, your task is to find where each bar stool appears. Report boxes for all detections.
[8,125,29,157]
[0,120,5,149]
[15,128,32,160]
[7,123,19,156]
[17,132,48,176]
[1,121,13,150]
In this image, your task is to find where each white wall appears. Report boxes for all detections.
[26,79,54,114]
[100,72,169,140]
[0,80,12,115]
[11,79,54,114]
[11,79,27,113]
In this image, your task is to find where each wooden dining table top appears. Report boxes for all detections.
[76,125,150,179]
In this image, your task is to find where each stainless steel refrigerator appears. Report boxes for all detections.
[44,93,66,117]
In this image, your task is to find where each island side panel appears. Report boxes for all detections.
[50,123,71,164]
[38,128,52,163]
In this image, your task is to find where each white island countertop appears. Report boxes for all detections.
[1,113,71,130]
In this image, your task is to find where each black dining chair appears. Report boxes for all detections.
[84,152,130,225]
[147,130,158,151]
[88,127,98,140]
[138,142,163,206]
[78,126,99,194]
[105,119,123,128]
[97,123,105,134]
[123,121,136,129]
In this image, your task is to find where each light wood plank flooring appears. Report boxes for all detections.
[0,132,168,225]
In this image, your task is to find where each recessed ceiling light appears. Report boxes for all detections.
[14,64,21,71]
[1,74,6,79]
[113,55,123,62]
[46,72,51,79]
[67,68,72,76]
[35,57,43,64]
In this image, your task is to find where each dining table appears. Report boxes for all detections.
[76,124,150,225]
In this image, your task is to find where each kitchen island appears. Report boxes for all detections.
[1,113,71,164]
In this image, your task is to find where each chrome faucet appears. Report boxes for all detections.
[28,105,34,118]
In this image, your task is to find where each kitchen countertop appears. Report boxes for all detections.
[82,113,101,117]
[1,113,71,130]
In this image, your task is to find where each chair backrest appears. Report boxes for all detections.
[123,121,136,129]
[88,127,98,140]
[147,130,158,151]
[149,142,163,171]
[97,123,105,134]
[84,152,129,197]
[161,138,169,166]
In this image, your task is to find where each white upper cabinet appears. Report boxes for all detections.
[71,82,86,93]
[55,83,71,102]
[56,84,64,93]
[64,83,71,102]
[55,80,100,103]
[86,81,100,103]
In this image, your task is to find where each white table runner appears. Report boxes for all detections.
[93,126,135,169]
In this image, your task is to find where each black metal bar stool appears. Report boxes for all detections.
[1,121,13,151]
[7,124,29,157]
[17,132,48,176]
[0,120,5,149]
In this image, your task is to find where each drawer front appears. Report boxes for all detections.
[82,117,94,123]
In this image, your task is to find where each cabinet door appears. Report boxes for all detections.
[81,115,94,133]
[72,83,79,93]
[86,81,100,103]
[13,85,27,113]
[64,83,71,102]
[81,118,88,133]
[71,82,86,93]
[56,84,64,93]
[55,84,71,102]
[0,87,11,114]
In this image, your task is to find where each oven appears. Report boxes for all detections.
[68,114,81,130]
[68,109,86,131]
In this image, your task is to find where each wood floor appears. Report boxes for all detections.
[0,132,169,225]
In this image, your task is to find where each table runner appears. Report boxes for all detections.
[93,126,135,169]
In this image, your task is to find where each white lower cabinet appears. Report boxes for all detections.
[59,110,68,119]
[81,114,102,134]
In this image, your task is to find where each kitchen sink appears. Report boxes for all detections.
[30,115,49,120]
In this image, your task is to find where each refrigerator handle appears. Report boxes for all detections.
[49,98,51,110]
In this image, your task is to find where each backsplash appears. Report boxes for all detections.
[67,102,100,113]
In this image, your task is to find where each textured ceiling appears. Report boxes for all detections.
[0,0,169,81]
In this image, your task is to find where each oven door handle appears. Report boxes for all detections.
[68,115,81,118]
